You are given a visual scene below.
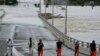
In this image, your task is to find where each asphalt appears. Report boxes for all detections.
[0,24,15,56]
[13,25,87,56]
[0,40,7,56]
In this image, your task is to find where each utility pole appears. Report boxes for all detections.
[45,1,46,19]
[65,0,67,35]
[52,0,54,25]
[39,0,41,13]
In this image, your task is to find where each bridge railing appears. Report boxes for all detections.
[66,36,100,51]
[39,15,100,56]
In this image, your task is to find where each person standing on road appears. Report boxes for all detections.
[74,41,79,56]
[38,39,44,56]
[29,37,32,54]
[90,40,96,56]
[56,40,62,56]
[29,37,35,54]
[7,38,13,56]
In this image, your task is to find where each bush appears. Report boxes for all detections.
[5,0,18,5]
[0,0,4,5]
[34,3,37,7]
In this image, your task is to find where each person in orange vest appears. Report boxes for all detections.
[56,40,62,56]
[74,41,79,56]
[38,39,44,56]
[90,40,96,56]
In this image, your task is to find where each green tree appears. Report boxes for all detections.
[34,3,37,7]
[95,0,100,5]
[70,0,92,6]
[0,0,4,5]
[5,0,18,5]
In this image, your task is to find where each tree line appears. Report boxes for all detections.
[44,0,100,6]
[0,0,18,5]
[0,0,100,6]
[70,0,100,6]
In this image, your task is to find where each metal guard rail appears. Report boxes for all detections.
[39,15,100,56]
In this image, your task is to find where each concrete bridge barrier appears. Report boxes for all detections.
[0,9,5,23]
[39,15,100,56]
